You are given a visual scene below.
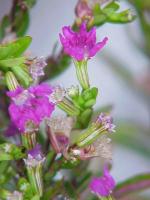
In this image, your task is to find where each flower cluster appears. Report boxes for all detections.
[7,84,55,133]
[24,144,45,167]
[60,23,108,61]
[2,18,117,200]
[89,165,115,197]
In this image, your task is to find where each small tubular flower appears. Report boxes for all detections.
[7,84,55,133]
[29,57,47,80]
[75,0,93,20]
[71,135,112,160]
[24,144,45,167]
[47,116,74,153]
[49,86,80,116]
[89,165,115,197]
[76,113,115,147]
[24,144,45,197]
[96,113,116,133]
[59,23,108,61]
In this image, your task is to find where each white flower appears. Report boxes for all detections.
[93,135,112,160]
[24,154,45,167]
[20,183,28,191]
[4,144,11,153]
[47,116,74,137]
[49,86,66,103]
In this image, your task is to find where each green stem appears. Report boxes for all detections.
[76,125,106,147]
[27,164,43,197]
[100,195,115,200]
[74,60,90,90]
[58,97,80,116]
[5,71,19,90]
[21,132,37,150]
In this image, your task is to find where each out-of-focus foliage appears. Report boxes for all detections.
[0,0,37,39]
[114,173,150,198]
[128,0,150,56]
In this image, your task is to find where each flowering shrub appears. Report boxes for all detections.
[0,1,149,200]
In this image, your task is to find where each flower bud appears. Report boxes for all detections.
[67,85,79,98]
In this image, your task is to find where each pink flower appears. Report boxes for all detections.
[4,121,19,137]
[29,57,47,80]
[59,23,108,61]
[89,165,115,197]
[75,0,93,19]
[7,84,55,133]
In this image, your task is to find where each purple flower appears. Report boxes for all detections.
[97,113,116,133]
[28,144,42,158]
[59,23,108,61]
[24,144,45,167]
[4,121,19,137]
[89,165,115,197]
[7,84,55,133]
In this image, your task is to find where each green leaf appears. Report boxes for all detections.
[0,164,16,185]
[0,36,32,60]
[93,2,135,26]
[18,178,34,199]
[0,143,25,161]
[12,65,32,87]
[0,16,10,40]
[64,181,78,199]
[0,188,11,199]
[108,9,136,23]
[43,181,64,200]
[79,108,93,126]
[103,1,120,13]
[15,11,30,37]
[0,161,9,174]
[93,4,107,26]
[84,99,96,108]
[77,171,92,193]
[0,57,25,71]
[31,195,40,200]
[114,173,150,198]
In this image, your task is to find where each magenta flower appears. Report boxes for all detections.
[7,84,55,133]
[4,121,19,137]
[89,165,115,197]
[59,23,108,61]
